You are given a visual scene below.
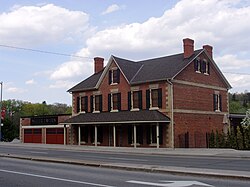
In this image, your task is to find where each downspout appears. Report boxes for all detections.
[167,79,174,149]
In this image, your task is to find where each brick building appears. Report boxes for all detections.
[20,114,71,144]
[64,38,231,148]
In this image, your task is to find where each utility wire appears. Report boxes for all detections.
[1,44,250,76]
[223,72,250,76]
[0,44,92,60]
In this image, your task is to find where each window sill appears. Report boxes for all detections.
[149,143,157,146]
[131,143,140,146]
[111,109,119,112]
[93,111,100,113]
[204,73,209,76]
[79,111,86,114]
[195,71,201,73]
[110,83,118,86]
[131,108,140,111]
[149,107,159,110]
[215,110,221,113]
[92,142,101,145]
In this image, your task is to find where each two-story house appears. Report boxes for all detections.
[64,38,231,148]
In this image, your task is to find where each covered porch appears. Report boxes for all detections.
[64,110,170,148]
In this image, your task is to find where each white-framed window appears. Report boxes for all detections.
[109,68,120,85]
[203,59,210,75]
[146,88,162,109]
[194,58,202,73]
[108,93,121,112]
[76,96,88,113]
[91,95,102,112]
[129,90,142,111]
[213,93,222,112]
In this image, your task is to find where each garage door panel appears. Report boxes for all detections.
[24,129,42,143]
[46,128,64,144]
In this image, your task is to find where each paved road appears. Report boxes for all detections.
[0,144,249,172]
[0,157,249,187]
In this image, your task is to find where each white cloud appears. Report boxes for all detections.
[49,80,75,89]
[102,4,123,15]
[50,58,93,80]
[83,0,250,59]
[0,4,90,46]
[49,0,250,93]
[25,79,36,85]
[5,87,27,94]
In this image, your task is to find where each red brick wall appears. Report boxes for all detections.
[72,60,167,113]
[172,53,229,148]
[173,83,228,112]
[174,113,224,148]
[176,53,227,88]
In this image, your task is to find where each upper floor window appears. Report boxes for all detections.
[146,88,162,109]
[213,93,222,112]
[109,68,120,85]
[128,91,142,110]
[194,58,202,73]
[108,93,121,112]
[90,95,102,112]
[202,59,210,75]
[195,58,210,75]
[77,96,88,113]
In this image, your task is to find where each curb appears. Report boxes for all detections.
[1,143,250,159]
[1,153,250,181]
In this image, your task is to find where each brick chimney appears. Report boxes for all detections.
[203,45,213,59]
[183,38,194,58]
[94,57,104,74]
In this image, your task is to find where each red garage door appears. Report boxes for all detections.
[46,128,64,144]
[24,129,42,143]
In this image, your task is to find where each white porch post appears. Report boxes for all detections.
[44,128,46,144]
[156,123,159,148]
[64,125,66,145]
[78,125,81,146]
[95,125,98,147]
[113,125,116,147]
[134,125,137,148]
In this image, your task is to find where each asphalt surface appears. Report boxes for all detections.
[1,157,250,187]
[0,142,250,181]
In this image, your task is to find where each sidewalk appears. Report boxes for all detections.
[3,141,250,158]
[1,142,250,180]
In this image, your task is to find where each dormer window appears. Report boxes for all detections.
[195,58,210,75]
[194,58,201,73]
[109,68,120,85]
[202,59,210,75]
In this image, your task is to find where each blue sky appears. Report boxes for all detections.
[0,0,250,105]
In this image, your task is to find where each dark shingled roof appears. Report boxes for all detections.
[113,56,142,82]
[63,110,170,124]
[130,50,203,84]
[68,49,204,92]
[67,69,103,92]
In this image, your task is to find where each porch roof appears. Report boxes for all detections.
[63,110,170,125]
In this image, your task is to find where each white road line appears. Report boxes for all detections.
[28,151,48,154]
[107,157,147,161]
[0,169,115,187]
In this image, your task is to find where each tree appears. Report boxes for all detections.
[236,126,244,150]
[209,130,215,148]
[1,99,71,142]
[241,109,250,149]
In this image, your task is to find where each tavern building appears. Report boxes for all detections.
[20,38,231,148]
